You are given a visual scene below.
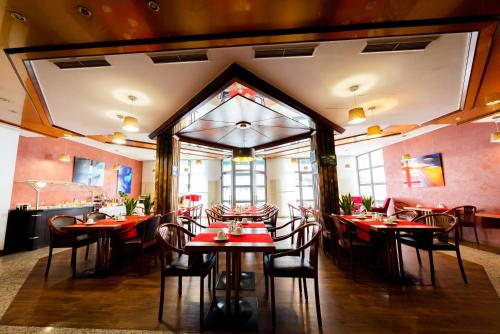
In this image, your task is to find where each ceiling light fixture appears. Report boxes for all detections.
[112,164,121,171]
[232,147,256,162]
[236,121,251,129]
[366,107,382,138]
[111,132,126,144]
[402,153,412,161]
[77,5,92,17]
[195,160,203,166]
[347,85,366,124]
[485,92,500,106]
[59,153,71,162]
[10,11,26,22]
[491,120,500,143]
[148,1,160,12]
[122,116,139,132]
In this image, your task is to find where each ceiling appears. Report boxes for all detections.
[30,33,470,147]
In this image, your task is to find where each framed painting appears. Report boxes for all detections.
[90,161,105,186]
[401,153,445,188]
[118,165,133,194]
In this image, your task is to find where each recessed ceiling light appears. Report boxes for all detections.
[10,11,26,22]
[455,117,461,121]
[77,5,92,17]
[113,89,150,106]
[147,1,160,12]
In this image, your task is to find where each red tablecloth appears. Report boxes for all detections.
[209,222,266,228]
[192,233,273,243]
[341,217,426,242]
[73,217,142,239]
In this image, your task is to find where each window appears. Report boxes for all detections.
[294,158,315,208]
[356,149,387,205]
[179,159,209,209]
[221,157,267,206]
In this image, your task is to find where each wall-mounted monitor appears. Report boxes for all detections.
[72,157,105,186]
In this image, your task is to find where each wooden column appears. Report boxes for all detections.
[311,124,340,215]
[154,129,180,215]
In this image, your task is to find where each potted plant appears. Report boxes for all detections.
[339,193,356,215]
[143,194,154,215]
[124,197,138,216]
[361,195,374,212]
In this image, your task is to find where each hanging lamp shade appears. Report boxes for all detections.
[58,153,71,162]
[232,147,256,162]
[112,164,121,171]
[348,107,366,124]
[491,131,500,143]
[122,116,139,132]
[402,153,412,161]
[111,132,126,144]
[367,125,383,138]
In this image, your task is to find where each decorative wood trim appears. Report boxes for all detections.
[177,135,235,151]
[253,132,312,150]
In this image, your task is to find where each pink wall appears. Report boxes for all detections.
[10,137,143,208]
[383,123,500,246]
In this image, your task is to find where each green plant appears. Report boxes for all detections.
[339,193,356,215]
[361,195,374,212]
[118,191,127,198]
[143,194,154,215]
[124,197,138,216]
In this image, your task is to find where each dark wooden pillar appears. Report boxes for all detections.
[154,129,180,215]
[311,124,340,214]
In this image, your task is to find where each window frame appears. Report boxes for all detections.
[356,149,387,205]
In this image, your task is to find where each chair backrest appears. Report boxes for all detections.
[380,198,391,210]
[414,213,458,242]
[391,210,418,221]
[284,223,322,270]
[453,206,477,225]
[156,223,194,266]
[48,215,78,233]
[205,209,218,223]
[85,211,110,221]
[288,203,301,219]
[394,201,411,212]
[320,212,335,239]
[161,211,176,224]
[332,215,355,250]
[137,215,161,243]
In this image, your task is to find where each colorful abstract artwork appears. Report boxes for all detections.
[118,165,133,194]
[90,161,105,186]
[401,153,445,188]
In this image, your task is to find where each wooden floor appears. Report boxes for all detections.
[1,244,499,333]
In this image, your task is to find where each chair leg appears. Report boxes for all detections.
[456,246,468,284]
[71,247,77,278]
[397,239,405,278]
[302,277,308,301]
[178,276,182,296]
[298,275,302,297]
[212,266,216,296]
[200,275,205,330]
[264,258,269,298]
[428,250,435,286]
[459,226,463,241]
[158,274,165,321]
[271,275,276,327]
[85,245,90,260]
[473,225,480,246]
[44,246,53,277]
[416,248,422,266]
[314,275,322,328]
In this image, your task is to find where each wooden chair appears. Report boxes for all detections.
[205,209,218,224]
[85,211,112,221]
[394,201,411,212]
[264,223,323,328]
[117,215,162,274]
[264,208,280,236]
[331,215,371,280]
[288,203,302,243]
[452,206,479,245]
[45,215,97,277]
[320,212,336,260]
[399,213,467,285]
[161,211,176,225]
[156,223,216,329]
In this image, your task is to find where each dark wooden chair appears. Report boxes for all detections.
[452,206,479,245]
[161,211,176,225]
[319,212,336,260]
[156,223,216,329]
[45,215,97,277]
[205,209,218,224]
[264,223,323,328]
[117,215,162,274]
[85,211,112,221]
[264,208,280,236]
[331,215,371,280]
[288,203,302,243]
[399,213,467,285]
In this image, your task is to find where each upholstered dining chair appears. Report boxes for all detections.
[399,213,467,285]
[264,223,323,328]
[452,206,479,245]
[45,215,97,277]
[85,211,112,221]
[331,215,371,280]
[371,198,391,214]
[156,223,216,329]
[117,214,162,274]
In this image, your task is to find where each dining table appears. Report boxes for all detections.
[220,206,265,221]
[185,222,275,331]
[60,215,151,277]
[342,215,443,281]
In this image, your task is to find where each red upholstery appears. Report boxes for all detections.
[371,198,391,214]
[352,196,362,212]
